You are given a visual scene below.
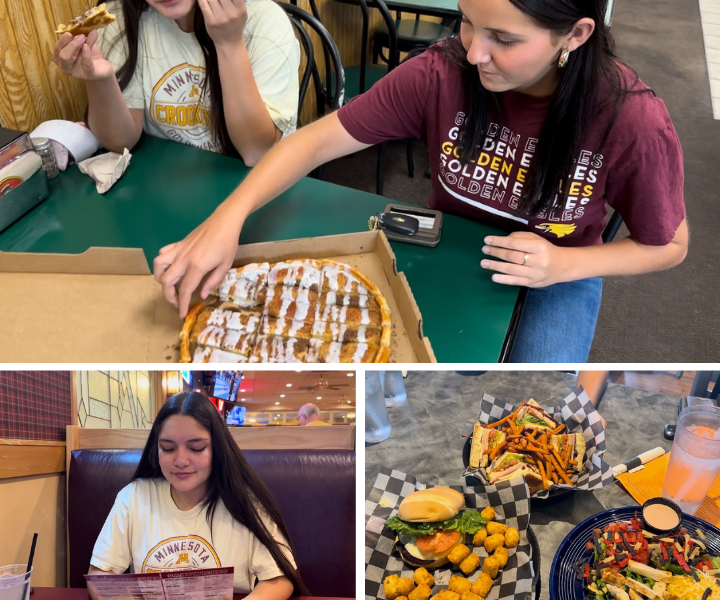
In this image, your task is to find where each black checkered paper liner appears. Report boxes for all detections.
[365,468,534,600]
[463,386,614,498]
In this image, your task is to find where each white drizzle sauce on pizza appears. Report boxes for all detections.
[182,259,392,363]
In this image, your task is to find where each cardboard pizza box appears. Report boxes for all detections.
[0,231,436,362]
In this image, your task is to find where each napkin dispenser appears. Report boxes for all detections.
[0,149,48,232]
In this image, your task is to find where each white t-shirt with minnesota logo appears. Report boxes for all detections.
[98,0,300,153]
[90,478,295,592]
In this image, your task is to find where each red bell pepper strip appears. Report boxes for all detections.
[672,547,691,573]
[584,564,590,583]
[660,543,668,560]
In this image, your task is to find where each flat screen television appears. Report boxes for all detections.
[226,405,247,426]
[211,371,242,402]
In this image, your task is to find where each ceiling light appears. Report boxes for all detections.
[286,383,292,387]
[240,388,245,392]
[275,402,280,405]
[347,373,353,377]
[249,418,256,423]
[240,398,245,402]
[316,396,322,400]
[280,394,285,398]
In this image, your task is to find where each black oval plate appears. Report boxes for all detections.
[462,435,574,506]
[549,506,720,600]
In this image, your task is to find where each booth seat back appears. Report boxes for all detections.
[68,449,355,597]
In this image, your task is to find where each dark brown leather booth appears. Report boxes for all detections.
[68,449,355,597]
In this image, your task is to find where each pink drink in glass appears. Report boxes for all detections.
[662,405,720,514]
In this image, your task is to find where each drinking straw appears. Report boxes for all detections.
[23,533,37,599]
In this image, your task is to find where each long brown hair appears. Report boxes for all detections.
[102,0,238,157]
[132,392,308,595]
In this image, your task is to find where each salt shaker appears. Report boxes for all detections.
[32,137,59,179]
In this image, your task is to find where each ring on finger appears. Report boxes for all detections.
[521,253,529,266]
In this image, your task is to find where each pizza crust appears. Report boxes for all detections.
[56,4,116,36]
[179,259,392,363]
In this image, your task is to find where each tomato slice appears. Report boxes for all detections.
[416,534,440,551]
[436,531,462,552]
[415,530,461,553]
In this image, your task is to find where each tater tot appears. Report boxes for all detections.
[480,506,495,521]
[486,522,508,536]
[505,527,520,548]
[397,597,409,600]
[409,584,432,600]
[472,527,488,547]
[471,573,494,598]
[397,577,416,596]
[448,575,473,594]
[384,574,400,600]
[482,555,501,579]
[493,546,509,568]
[461,593,484,600]
[447,543,472,564]
[433,591,461,600]
[413,567,435,588]
[484,533,505,553]
[459,552,481,575]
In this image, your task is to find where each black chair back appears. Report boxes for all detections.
[277,1,345,120]
[358,0,398,93]
[601,209,623,243]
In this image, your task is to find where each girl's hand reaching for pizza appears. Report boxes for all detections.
[199,0,248,48]
[480,231,573,287]
[53,30,114,81]
[153,205,245,318]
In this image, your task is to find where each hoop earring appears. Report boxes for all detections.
[558,49,570,68]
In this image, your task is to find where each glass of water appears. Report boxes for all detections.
[365,371,392,443]
[382,371,407,407]
[662,405,720,514]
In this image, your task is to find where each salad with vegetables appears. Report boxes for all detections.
[572,516,720,600]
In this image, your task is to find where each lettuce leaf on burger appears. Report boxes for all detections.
[385,487,487,568]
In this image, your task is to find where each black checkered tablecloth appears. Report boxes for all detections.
[365,468,534,600]
[463,387,615,498]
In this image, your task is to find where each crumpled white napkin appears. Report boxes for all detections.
[78,149,132,194]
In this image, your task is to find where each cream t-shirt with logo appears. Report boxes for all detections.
[98,0,300,153]
[91,478,296,592]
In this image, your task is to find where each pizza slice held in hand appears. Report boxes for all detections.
[56,3,116,36]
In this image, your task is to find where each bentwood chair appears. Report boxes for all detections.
[301,0,399,194]
[276,1,345,179]
[372,14,456,68]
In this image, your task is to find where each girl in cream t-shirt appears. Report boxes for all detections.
[88,392,306,599]
[53,0,300,163]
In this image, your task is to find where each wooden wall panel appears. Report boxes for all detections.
[0,0,441,132]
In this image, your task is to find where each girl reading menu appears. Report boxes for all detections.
[87,392,306,600]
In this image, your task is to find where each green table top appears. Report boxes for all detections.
[383,0,459,18]
[0,136,520,362]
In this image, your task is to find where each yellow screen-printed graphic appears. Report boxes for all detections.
[149,63,218,152]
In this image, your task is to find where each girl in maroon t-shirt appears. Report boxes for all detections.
[153,0,687,362]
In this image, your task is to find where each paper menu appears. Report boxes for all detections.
[616,452,720,526]
[84,567,234,600]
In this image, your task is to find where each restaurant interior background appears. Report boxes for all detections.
[0,369,356,588]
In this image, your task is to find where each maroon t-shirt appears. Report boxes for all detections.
[337,45,685,247]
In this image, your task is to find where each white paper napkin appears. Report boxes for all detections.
[78,149,131,194]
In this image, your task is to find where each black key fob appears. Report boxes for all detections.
[379,212,419,236]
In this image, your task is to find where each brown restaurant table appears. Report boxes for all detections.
[31,591,349,600]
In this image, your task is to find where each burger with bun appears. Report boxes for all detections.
[385,487,486,568]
